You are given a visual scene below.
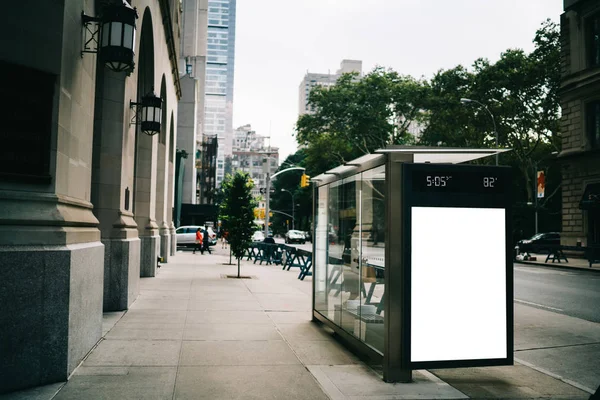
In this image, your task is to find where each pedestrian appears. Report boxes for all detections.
[202,227,212,254]
[221,230,228,249]
[193,228,203,254]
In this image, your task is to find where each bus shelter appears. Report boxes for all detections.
[310,146,513,382]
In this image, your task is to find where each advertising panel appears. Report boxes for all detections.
[403,163,513,369]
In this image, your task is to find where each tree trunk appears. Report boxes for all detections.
[237,257,240,278]
[229,248,232,264]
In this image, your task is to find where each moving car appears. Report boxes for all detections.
[516,232,560,254]
[285,229,306,244]
[175,226,217,247]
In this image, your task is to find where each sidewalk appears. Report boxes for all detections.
[1,247,593,400]
[516,252,600,272]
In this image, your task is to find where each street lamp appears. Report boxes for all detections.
[460,98,498,166]
[280,189,295,230]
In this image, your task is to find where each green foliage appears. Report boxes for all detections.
[420,19,562,240]
[296,68,428,169]
[219,172,257,275]
[294,19,561,241]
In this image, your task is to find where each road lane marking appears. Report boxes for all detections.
[514,299,564,312]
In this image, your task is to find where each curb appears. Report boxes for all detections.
[514,260,600,273]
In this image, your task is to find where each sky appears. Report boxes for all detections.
[232,0,564,163]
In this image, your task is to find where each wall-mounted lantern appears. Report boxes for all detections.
[82,0,138,74]
[130,91,162,136]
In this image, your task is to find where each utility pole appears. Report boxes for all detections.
[265,172,270,238]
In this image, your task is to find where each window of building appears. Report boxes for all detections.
[588,13,600,67]
[586,100,600,149]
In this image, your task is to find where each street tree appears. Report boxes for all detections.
[419,19,561,238]
[219,171,257,277]
[295,68,427,171]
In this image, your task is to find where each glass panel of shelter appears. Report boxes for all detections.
[314,186,329,316]
[360,165,386,353]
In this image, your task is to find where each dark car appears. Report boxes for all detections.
[516,232,560,254]
[285,230,306,244]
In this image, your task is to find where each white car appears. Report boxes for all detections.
[252,231,265,242]
[175,226,217,247]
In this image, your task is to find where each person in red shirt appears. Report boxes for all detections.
[193,228,203,254]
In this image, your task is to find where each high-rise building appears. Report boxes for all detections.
[298,59,362,115]
[205,0,237,187]
[232,124,279,198]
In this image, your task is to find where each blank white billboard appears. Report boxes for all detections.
[411,207,507,362]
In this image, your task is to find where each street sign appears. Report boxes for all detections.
[537,171,545,198]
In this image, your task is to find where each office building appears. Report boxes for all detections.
[205,0,237,187]
[298,59,362,115]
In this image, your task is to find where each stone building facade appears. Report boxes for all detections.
[0,0,181,393]
[559,0,600,248]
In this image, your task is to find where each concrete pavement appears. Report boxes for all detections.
[1,247,594,399]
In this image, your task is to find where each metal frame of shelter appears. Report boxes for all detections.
[310,146,513,383]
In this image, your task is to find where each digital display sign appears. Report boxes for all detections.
[411,168,505,194]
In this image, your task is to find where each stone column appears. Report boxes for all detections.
[92,68,141,311]
[135,131,160,277]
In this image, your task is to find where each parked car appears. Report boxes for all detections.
[285,229,306,244]
[303,230,312,242]
[252,231,265,242]
[175,226,217,247]
[516,232,560,254]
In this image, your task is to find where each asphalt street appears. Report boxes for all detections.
[514,263,600,323]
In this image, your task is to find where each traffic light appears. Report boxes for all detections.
[300,173,310,188]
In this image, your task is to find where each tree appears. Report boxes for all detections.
[219,171,257,277]
[419,19,561,239]
[295,68,427,172]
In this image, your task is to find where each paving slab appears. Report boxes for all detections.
[179,340,300,366]
[288,338,361,365]
[84,339,181,367]
[138,290,191,299]
[309,365,467,400]
[118,309,188,325]
[430,363,589,399]
[187,299,263,311]
[53,367,177,400]
[266,310,313,324]
[253,293,312,311]
[174,365,329,400]
[104,324,184,341]
[185,310,274,324]
[183,323,282,341]
[276,322,338,343]
[516,343,600,393]
[128,298,190,310]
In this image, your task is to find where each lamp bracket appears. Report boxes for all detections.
[81,12,101,57]
[129,100,141,126]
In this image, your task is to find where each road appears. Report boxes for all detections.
[514,263,600,323]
